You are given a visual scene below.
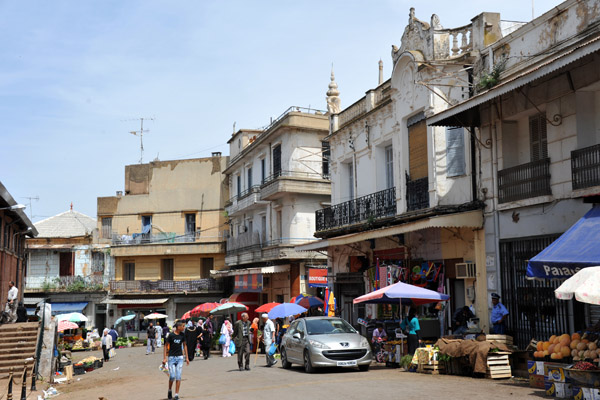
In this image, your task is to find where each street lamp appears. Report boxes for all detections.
[0,204,26,211]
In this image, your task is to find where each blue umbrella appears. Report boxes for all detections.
[115,314,135,325]
[295,295,325,309]
[268,303,307,319]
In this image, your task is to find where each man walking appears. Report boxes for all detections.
[147,322,156,354]
[5,281,18,323]
[163,321,189,400]
[232,312,251,371]
[108,325,118,344]
[261,313,277,367]
[203,314,214,359]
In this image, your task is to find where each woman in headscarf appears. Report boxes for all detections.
[101,328,113,362]
[250,317,259,352]
[221,317,233,357]
[198,319,211,360]
[184,319,198,361]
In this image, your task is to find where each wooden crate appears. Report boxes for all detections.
[486,352,512,379]
[418,360,445,375]
[486,335,514,346]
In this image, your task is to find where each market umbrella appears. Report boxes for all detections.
[190,302,220,317]
[295,295,324,309]
[144,312,168,320]
[210,302,248,316]
[114,314,135,325]
[268,303,307,319]
[353,281,450,305]
[555,266,600,304]
[325,289,336,317]
[58,320,79,332]
[255,302,280,313]
[56,312,88,322]
[181,311,192,320]
[289,293,311,303]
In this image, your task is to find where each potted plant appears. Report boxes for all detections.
[400,355,413,371]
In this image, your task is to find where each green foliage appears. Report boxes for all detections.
[400,355,413,367]
[41,280,57,291]
[66,280,87,292]
[438,353,453,362]
[477,60,506,91]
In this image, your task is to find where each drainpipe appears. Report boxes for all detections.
[490,104,501,307]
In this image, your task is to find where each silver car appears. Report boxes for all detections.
[280,316,372,373]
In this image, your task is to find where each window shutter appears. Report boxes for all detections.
[530,113,548,162]
[446,127,466,177]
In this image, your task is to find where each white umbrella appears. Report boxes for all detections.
[210,302,248,315]
[555,266,600,304]
[56,312,88,322]
[144,312,168,320]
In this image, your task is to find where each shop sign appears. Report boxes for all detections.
[308,268,328,288]
[234,273,263,293]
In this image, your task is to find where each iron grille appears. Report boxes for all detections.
[572,144,600,190]
[315,187,396,232]
[406,177,429,211]
[498,158,551,203]
[499,235,574,349]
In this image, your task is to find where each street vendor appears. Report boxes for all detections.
[490,293,509,334]
[372,322,387,343]
[452,306,475,335]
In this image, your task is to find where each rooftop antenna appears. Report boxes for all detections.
[126,117,155,164]
[21,196,39,220]
[233,122,236,133]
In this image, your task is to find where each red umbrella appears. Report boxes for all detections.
[181,311,191,319]
[295,296,325,309]
[255,302,280,313]
[190,302,220,317]
[58,320,79,332]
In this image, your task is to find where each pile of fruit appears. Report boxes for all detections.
[533,333,600,361]
[572,361,599,371]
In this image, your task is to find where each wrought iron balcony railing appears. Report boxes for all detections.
[110,279,222,293]
[261,170,329,186]
[25,275,107,292]
[498,158,551,203]
[406,177,430,211]
[112,231,223,245]
[572,144,600,190]
[315,187,396,232]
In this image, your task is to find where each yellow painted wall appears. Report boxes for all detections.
[115,253,225,280]
[440,228,475,261]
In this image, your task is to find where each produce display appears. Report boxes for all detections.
[533,333,600,361]
[572,361,599,371]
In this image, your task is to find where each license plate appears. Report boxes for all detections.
[337,360,357,367]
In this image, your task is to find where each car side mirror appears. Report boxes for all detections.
[293,332,302,340]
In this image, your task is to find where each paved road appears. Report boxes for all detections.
[45,346,540,400]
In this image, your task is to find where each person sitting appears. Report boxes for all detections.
[372,322,387,343]
[452,306,475,335]
[16,302,28,323]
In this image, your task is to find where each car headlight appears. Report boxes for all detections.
[360,337,370,348]
[309,339,330,349]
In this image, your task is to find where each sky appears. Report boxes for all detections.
[1,0,564,222]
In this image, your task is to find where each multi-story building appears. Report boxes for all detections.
[97,154,229,330]
[0,181,37,302]
[216,107,330,304]
[301,9,527,333]
[429,0,600,347]
[24,207,113,328]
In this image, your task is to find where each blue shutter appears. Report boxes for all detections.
[446,127,466,177]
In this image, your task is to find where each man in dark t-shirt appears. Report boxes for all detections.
[163,321,189,400]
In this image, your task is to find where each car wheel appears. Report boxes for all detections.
[358,364,370,372]
[303,350,315,374]
[281,348,292,369]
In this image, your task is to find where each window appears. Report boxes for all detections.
[261,158,266,183]
[408,117,427,180]
[530,113,548,161]
[276,210,282,240]
[348,163,355,199]
[185,213,196,240]
[162,259,174,280]
[276,294,284,303]
[445,127,466,177]
[141,215,152,234]
[322,142,330,179]
[385,145,394,188]
[273,144,282,177]
[248,219,253,234]
[236,175,241,197]
[59,252,73,276]
[247,167,253,188]
[124,262,135,280]
[101,217,112,239]
[261,215,267,241]
[3,223,9,249]
[201,258,214,278]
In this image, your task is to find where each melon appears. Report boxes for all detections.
[537,342,544,351]
[549,335,557,343]
[572,349,579,357]
[578,342,587,351]
[572,333,581,341]
[543,342,551,351]
[571,339,580,350]
[549,344,556,354]
[589,342,597,351]
[561,346,571,357]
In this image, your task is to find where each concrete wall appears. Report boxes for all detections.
[114,253,224,281]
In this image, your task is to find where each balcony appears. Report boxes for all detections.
[110,232,224,257]
[110,279,222,293]
[112,231,216,245]
[498,158,551,203]
[406,177,430,211]
[260,170,330,200]
[315,187,396,232]
[225,186,263,216]
[572,144,600,191]
[25,275,107,292]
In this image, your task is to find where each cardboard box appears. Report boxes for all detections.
[574,387,600,400]
[530,374,546,389]
[545,363,569,383]
[545,381,556,397]
[554,382,573,399]
[528,360,537,375]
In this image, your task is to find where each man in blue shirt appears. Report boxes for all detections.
[490,293,509,334]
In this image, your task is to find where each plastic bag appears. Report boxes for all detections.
[229,341,236,354]
[108,348,116,358]
[219,334,226,345]
[159,363,169,375]
[268,342,277,356]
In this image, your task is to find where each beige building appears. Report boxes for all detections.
[97,154,229,330]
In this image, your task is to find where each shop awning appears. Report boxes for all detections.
[211,264,290,278]
[50,302,88,315]
[102,298,169,305]
[527,205,600,280]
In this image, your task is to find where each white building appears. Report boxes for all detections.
[429,0,600,347]
[216,107,331,304]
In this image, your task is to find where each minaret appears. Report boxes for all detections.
[326,67,341,115]
[378,59,383,85]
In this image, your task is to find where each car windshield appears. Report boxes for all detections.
[305,319,357,335]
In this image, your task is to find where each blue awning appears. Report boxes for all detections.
[527,205,600,280]
[50,302,88,315]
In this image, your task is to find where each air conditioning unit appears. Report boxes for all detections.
[455,262,476,279]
